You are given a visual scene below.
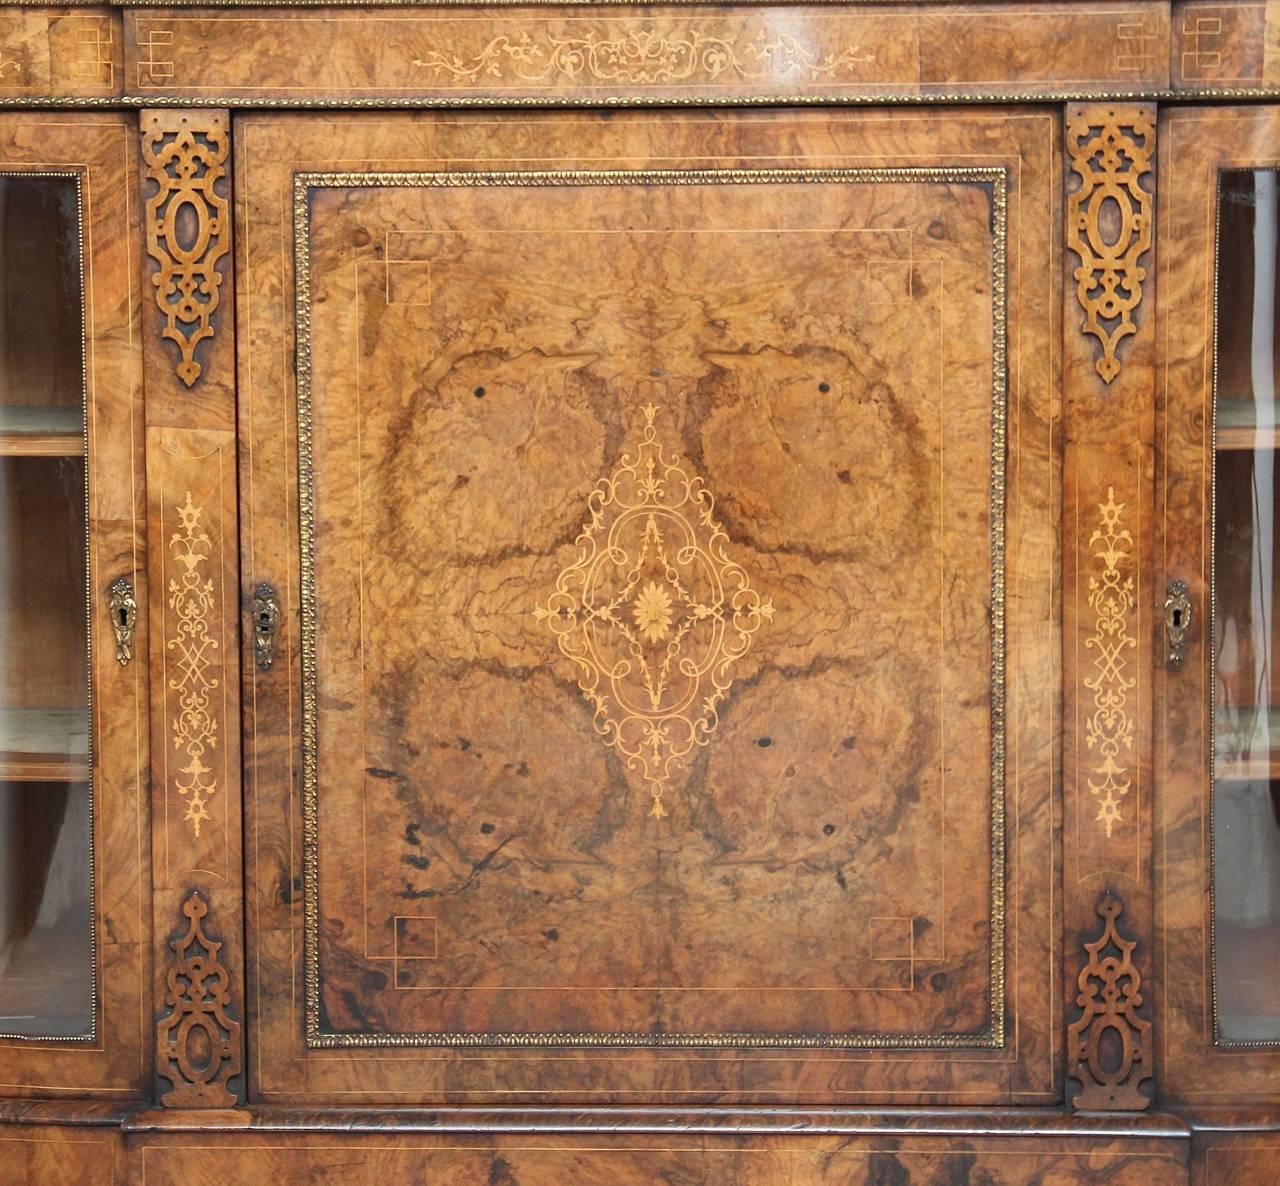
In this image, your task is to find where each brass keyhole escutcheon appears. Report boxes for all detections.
[108,577,137,666]
[252,583,281,672]
[1164,579,1192,670]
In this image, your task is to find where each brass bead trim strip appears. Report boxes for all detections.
[5,88,1280,109]
[294,165,1008,1050]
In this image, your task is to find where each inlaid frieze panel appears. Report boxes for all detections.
[125,3,1169,104]
[0,9,121,99]
[240,110,1058,1103]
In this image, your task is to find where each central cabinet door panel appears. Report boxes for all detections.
[237,111,1060,1103]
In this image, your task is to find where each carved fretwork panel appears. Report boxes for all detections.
[141,109,231,389]
[1067,893,1152,1111]
[1066,107,1154,384]
[156,890,243,1108]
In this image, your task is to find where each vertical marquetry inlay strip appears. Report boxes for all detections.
[141,109,230,388]
[1066,108,1154,384]
[168,491,220,840]
[1086,488,1137,838]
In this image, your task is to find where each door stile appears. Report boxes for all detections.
[1062,102,1159,1110]
[140,108,245,1108]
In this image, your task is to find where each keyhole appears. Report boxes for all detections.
[256,611,269,632]
[117,607,129,629]
[1172,608,1183,629]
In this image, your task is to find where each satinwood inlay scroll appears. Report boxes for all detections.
[1085,488,1137,837]
[1066,108,1154,384]
[534,400,775,819]
[1067,892,1152,1110]
[413,30,875,85]
[167,491,219,839]
[141,110,230,388]
[156,889,242,1107]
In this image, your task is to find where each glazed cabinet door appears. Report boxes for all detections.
[0,115,149,1096]
[1158,105,1280,1104]
[238,110,1060,1104]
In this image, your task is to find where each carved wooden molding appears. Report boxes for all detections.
[1067,893,1152,1111]
[1066,107,1154,384]
[141,110,230,388]
[156,889,242,1107]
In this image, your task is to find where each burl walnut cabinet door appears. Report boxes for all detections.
[0,114,149,1096]
[1158,105,1280,1104]
[237,110,1059,1104]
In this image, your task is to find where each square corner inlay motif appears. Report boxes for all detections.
[534,401,774,819]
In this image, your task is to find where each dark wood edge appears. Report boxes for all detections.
[0,1100,137,1128]
[116,1107,1195,1137]
[21,1102,1280,1139]
[1179,1108,1280,1134]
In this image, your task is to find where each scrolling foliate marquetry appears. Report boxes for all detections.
[413,30,875,86]
[1085,487,1137,838]
[1067,893,1152,1111]
[1066,107,1154,384]
[156,890,242,1107]
[534,400,775,819]
[141,110,230,388]
[167,491,219,840]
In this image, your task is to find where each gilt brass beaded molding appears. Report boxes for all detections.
[294,164,1008,1050]
[8,88,1280,108]
[0,169,98,1046]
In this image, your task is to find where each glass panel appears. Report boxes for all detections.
[0,174,92,1039]
[1214,169,1280,1043]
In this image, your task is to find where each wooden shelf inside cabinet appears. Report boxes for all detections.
[0,707,89,782]
[0,406,84,458]
[1217,399,1280,451]
[1217,707,1280,780]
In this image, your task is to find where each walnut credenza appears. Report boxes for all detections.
[0,2,1278,1183]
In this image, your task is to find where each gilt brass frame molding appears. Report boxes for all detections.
[0,168,97,1047]
[293,164,1009,1050]
[7,88,1280,110]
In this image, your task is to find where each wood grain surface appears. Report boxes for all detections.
[237,108,1059,1105]
[0,1122,122,1186]
[129,1130,1188,1186]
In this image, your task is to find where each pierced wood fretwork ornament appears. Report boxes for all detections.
[1066,107,1154,384]
[1067,892,1152,1111]
[156,889,243,1107]
[141,110,231,388]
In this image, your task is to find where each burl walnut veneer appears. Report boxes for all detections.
[0,3,1276,1185]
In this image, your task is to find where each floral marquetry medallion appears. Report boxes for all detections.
[535,402,774,818]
